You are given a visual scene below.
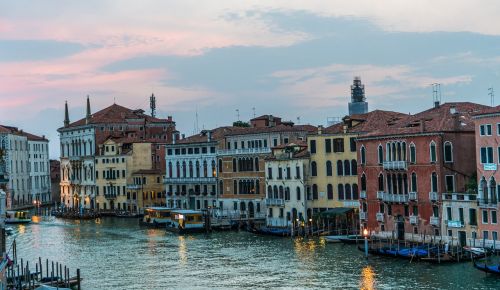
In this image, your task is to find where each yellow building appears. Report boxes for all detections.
[95,138,165,212]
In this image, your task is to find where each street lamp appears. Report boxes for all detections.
[363,228,369,258]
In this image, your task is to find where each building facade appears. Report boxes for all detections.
[357,102,488,241]
[473,107,500,247]
[25,133,51,205]
[265,143,309,227]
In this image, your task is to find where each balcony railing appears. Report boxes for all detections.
[127,184,141,190]
[430,216,440,227]
[265,199,285,207]
[410,215,419,225]
[429,192,438,202]
[477,199,498,209]
[376,212,384,222]
[360,191,367,199]
[383,161,408,170]
[360,212,367,221]
[376,191,385,200]
[164,177,217,184]
[409,192,418,201]
[104,193,117,199]
[217,147,271,156]
[382,193,409,203]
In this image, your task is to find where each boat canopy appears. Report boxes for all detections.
[316,207,353,218]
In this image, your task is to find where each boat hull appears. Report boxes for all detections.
[474,261,500,274]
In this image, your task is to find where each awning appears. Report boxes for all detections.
[315,207,354,219]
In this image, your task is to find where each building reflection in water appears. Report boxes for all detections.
[360,265,376,290]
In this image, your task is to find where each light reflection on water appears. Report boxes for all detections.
[5,218,500,289]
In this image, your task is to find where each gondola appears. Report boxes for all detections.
[474,260,500,274]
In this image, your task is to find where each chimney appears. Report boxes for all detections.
[207,131,212,142]
[420,119,426,133]
[86,95,92,124]
[318,125,323,135]
[64,101,70,127]
[343,125,348,134]
[181,134,185,139]
[434,101,440,108]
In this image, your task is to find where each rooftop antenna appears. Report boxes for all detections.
[431,83,441,107]
[195,106,199,133]
[489,87,495,106]
[296,116,301,125]
[252,107,256,118]
[150,93,156,117]
[236,109,240,121]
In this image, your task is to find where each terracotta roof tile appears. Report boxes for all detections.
[322,110,407,135]
[175,126,244,144]
[225,124,317,136]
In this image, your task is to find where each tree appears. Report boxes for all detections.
[233,121,250,127]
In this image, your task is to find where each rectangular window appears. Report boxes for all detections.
[459,208,464,224]
[263,139,268,148]
[310,140,316,154]
[481,147,494,163]
[286,167,291,179]
[295,166,301,179]
[483,210,489,224]
[227,142,231,150]
[494,231,498,241]
[404,205,409,217]
[498,123,500,136]
[379,203,384,213]
[445,175,455,192]
[469,208,477,226]
[278,167,283,179]
[484,231,489,240]
[412,205,418,216]
[273,139,278,147]
[267,167,273,179]
[410,146,416,163]
[333,138,344,153]
[325,139,332,153]
[480,124,492,136]
[492,210,498,224]
[350,137,356,152]
[447,207,452,221]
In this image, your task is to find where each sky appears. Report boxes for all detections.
[1,1,500,158]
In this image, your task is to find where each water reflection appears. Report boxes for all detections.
[360,265,376,290]
[178,236,187,265]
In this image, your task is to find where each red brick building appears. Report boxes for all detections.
[357,102,489,240]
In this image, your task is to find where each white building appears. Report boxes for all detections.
[26,133,51,204]
[265,143,309,228]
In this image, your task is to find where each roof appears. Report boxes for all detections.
[225,124,317,136]
[175,126,244,144]
[61,103,174,129]
[171,209,203,214]
[322,110,407,135]
[0,125,48,141]
[360,102,491,139]
[472,105,500,118]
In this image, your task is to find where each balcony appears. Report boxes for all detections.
[409,192,418,201]
[164,177,217,184]
[382,193,409,203]
[104,193,117,199]
[429,192,438,202]
[376,191,385,200]
[410,215,419,225]
[477,199,498,209]
[376,212,384,222]
[360,191,367,199]
[383,161,408,171]
[265,199,285,207]
[217,147,271,156]
[359,211,367,221]
[127,184,141,190]
[430,216,440,227]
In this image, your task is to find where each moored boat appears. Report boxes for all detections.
[140,207,174,227]
[5,210,31,224]
[165,210,205,234]
[474,260,500,275]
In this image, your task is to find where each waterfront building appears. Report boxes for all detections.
[307,111,404,222]
[58,97,176,210]
[0,125,50,209]
[218,115,315,218]
[440,192,479,246]
[348,77,368,116]
[357,102,488,241]
[50,160,61,203]
[164,127,236,210]
[473,106,500,247]
[264,142,309,227]
[130,169,166,210]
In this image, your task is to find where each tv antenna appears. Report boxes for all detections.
[296,116,301,124]
[489,87,495,106]
[431,83,441,106]
[236,109,240,121]
[150,93,156,117]
[252,107,256,118]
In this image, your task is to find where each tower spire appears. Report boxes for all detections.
[86,95,91,124]
[64,101,70,127]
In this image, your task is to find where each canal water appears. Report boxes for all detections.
[6,217,500,289]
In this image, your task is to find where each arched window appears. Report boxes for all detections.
[311,161,317,177]
[327,184,334,200]
[352,184,359,199]
[360,146,366,165]
[312,184,318,200]
[403,173,408,194]
[218,159,223,173]
[392,143,397,161]
[410,143,416,164]
[344,160,351,176]
[326,161,333,176]
[480,177,488,202]
[430,141,437,163]
[273,185,279,199]
[279,186,284,199]
[255,157,259,171]
[444,141,453,163]
[195,161,200,177]
[378,174,384,191]
[345,184,352,200]
[490,177,497,203]
[285,187,290,200]
[256,180,260,195]
[338,184,344,200]
[176,161,180,177]
[411,173,417,192]
[232,158,237,172]
[361,174,367,191]
[378,145,384,164]
[431,172,438,192]
[189,161,193,177]
[351,159,357,175]
[296,187,301,201]
[402,142,407,161]
[212,160,216,177]
[168,162,172,177]
[182,161,187,177]
[234,180,238,194]
[337,160,344,176]
[219,180,224,195]
[386,143,391,161]
[203,161,208,177]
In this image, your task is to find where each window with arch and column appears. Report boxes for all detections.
[337,160,343,176]
[360,146,366,165]
[296,187,301,201]
[490,177,497,203]
[378,173,384,191]
[326,161,333,176]
[444,141,453,163]
[378,145,384,164]
[344,160,351,176]
[431,172,438,192]
[327,184,334,200]
[338,184,344,200]
[411,172,417,192]
[311,161,317,177]
[361,174,367,191]
[430,141,437,163]
[409,143,416,164]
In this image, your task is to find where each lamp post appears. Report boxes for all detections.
[309,218,313,236]
[363,228,369,258]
